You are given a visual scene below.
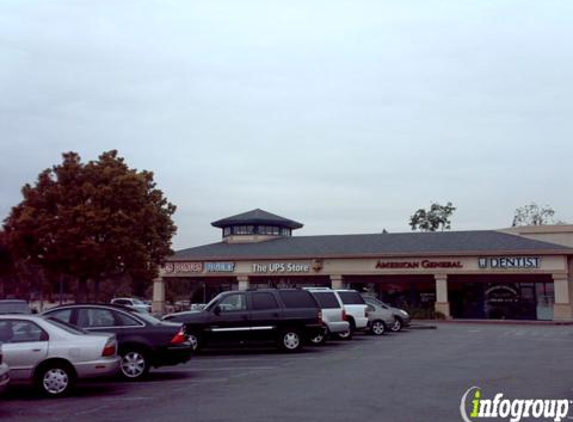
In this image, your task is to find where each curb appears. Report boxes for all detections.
[412,319,573,326]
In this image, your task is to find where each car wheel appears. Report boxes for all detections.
[390,318,403,332]
[120,349,149,380]
[336,327,354,340]
[36,362,75,397]
[279,328,303,352]
[310,330,327,346]
[370,320,386,336]
[187,332,202,352]
[337,319,355,340]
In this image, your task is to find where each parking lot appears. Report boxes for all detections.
[1,323,573,422]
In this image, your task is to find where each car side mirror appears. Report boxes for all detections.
[213,305,221,316]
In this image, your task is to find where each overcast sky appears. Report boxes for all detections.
[1,0,572,250]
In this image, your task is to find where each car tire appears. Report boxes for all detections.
[279,328,303,352]
[309,330,327,346]
[35,362,76,397]
[187,331,202,352]
[370,320,386,336]
[390,318,403,332]
[336,328,353,340]
[119,348,150,380]
[337,319,355,340]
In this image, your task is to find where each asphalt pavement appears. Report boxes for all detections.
[1,324,573,422]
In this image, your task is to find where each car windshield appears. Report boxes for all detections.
[204,294,224,311]
[131,299,144,305]
[364,296,390,308]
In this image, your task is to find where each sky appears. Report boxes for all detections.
[1,0,572,250]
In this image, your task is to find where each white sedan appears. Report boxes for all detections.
[0,346,9,394]
[0,315,120,397]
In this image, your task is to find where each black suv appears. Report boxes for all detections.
[43,304,193,379]
[163,289,324,352]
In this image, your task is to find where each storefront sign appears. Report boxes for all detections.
[485,285,519,303]
[478,257,541,269]
[252,262,311,273]
[375,260,463,269]
[205,262,235,273]
[163,262,203,274]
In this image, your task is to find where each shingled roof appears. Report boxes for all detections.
[211,209,303,230]
[171,230,573,261]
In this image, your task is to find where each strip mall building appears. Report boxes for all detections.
[153,209,573,321]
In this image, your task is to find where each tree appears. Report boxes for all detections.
[3,150,177,302]
[512,203,561,226]
[409,202,456,232]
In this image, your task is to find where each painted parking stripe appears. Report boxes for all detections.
[156,366,277,372]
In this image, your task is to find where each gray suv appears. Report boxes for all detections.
[362,295,411,332]
[306,289,350,344]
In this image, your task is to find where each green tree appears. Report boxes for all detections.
[409,202,456,232]
[512,203,561,226]
[3,150,177,301]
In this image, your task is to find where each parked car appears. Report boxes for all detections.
[364,302,396,336]
[304,288,350,344]
[0,315,119,396]
[0,300,33,315]
[0,346,9,394]
[111,298,151,313]
[43,304,192,380]
[332,289,369,339]
[362,295,411,332]
[162,289,324,352]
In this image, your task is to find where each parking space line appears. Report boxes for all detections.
[157,366,277,372]
[136,377,230,385]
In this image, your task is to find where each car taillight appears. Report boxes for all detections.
[317,310,323,324]
[365,308,369,317]
[102,339,116,357]
[342,309,347,321]
[170,327,187,345]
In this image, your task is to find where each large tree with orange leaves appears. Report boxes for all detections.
[3,150,177,301]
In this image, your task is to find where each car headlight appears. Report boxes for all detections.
[399,310,409,317]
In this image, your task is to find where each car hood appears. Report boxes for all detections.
[165,310,208,323]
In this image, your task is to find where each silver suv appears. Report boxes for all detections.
[306,289,350,344]
[362,295,411,332]
[364,301,396,335]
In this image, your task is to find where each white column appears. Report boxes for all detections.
[152,277,166,315]
[237,276,250,291]
[330,275,345,290]
[434,274,451,319]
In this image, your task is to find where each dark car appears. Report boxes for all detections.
[163,289,324,352]
[0,300,33,315]
[42,304,192,380]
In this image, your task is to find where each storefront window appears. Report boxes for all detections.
[449,281,554,321]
